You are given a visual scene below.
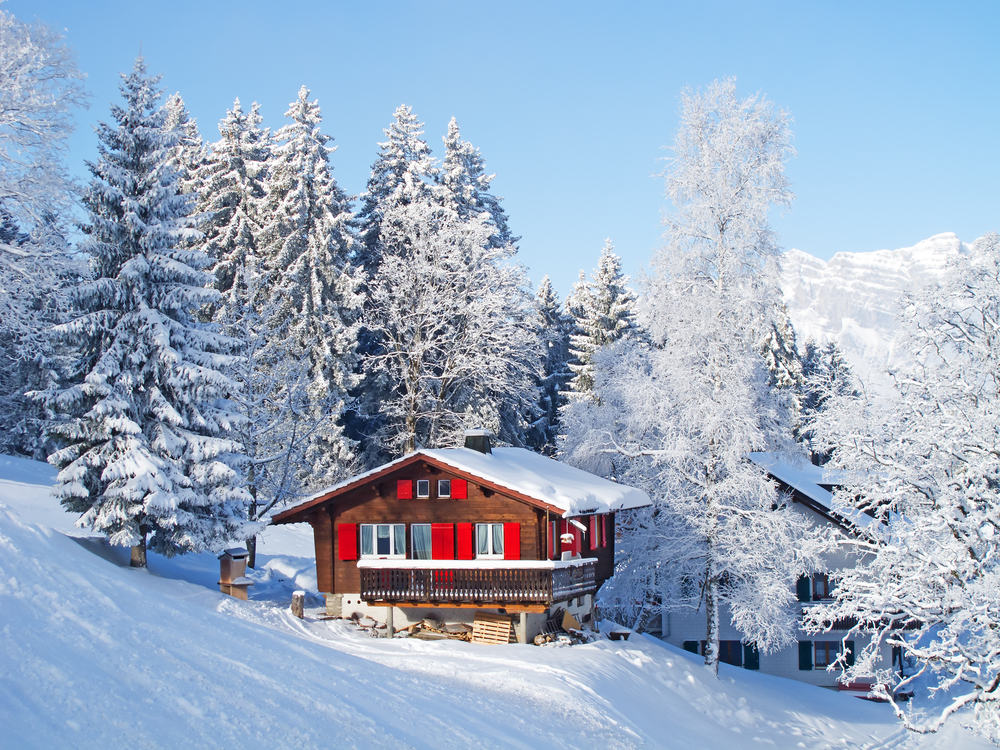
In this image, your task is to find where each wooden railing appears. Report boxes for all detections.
[358,560,597,606]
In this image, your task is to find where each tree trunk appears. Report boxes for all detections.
[246,467,258,569]
[130,524,148,568]
[704,573,720,675]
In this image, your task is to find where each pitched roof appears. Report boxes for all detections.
[747,452,876,534]
[271,447,650,524]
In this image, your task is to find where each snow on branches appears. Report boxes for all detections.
[806,232,1000,742]
[562,78,825,674]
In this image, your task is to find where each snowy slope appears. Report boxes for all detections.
[781,233,971,379]
[0,455,989,749]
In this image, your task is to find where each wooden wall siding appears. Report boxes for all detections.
[312,510,334,594]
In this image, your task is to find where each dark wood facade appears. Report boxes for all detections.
[271,453,617,606]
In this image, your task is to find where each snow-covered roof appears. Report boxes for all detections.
[420,447,651,515]
[273,446,650,521]
[747,453,875,532]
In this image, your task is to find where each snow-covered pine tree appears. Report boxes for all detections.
[163,92,206,197]
[528,276,573,454]
[354,104,437,278]
[797,337,853,464]
[197,100,272,299]
[363,197,540,456]
[39,57,250,568]
[804,233,1000,742]
[0,8,86,458]
[566,239,637,397]
[760,303,803,392]
[439,117,516,248]
[256,86,362,489]
[561,79,827,674]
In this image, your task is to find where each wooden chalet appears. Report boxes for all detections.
[271,430,651,642]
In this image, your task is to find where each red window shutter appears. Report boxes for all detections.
[338,523,358,560]
[601,514,609,548]
[432,523,455,560]
[547,521,556,559]
[503,523,521,560]
[456,523,474,560]
[589,515,598,550]
[451,479,468,499]
[572,524,582,556]
[397,480,412,499]
[560,520,569,555]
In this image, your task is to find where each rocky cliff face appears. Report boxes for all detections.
[781,233,971,380]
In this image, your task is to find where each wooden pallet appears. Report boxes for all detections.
[471,612,517,644]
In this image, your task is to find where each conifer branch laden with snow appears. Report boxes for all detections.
[805,232,1000,743]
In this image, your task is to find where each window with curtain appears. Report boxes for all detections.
[360,524,406,558]
[476,523,504,558]
[411,524,432,559]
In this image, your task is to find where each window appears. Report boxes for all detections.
[411,524,432,560]
[360,524,406,558]
[812,573,832,600]
[437,479,451,498]
[416,479,430,498]
[476,523,504,558]
[813,641,840,669]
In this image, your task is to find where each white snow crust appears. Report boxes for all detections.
[420,446,651,515]
[0,454,990,749]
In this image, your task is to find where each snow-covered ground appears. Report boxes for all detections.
[0,454,989,749]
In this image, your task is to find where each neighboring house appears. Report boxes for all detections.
[654,453,895,689]
[271,430,651,643]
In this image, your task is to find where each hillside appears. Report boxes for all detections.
[781,233,971,380]
[0,454,988,749]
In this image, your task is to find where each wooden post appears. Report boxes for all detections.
[519,611,528,644]
[291,591,305,619]
[385,606,395,638]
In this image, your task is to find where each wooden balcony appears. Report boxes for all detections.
[357,558,597,608]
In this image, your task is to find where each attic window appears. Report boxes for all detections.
[438,479,451,498]
[416,479,430,498]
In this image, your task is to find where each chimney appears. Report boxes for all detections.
[463,428,492,455]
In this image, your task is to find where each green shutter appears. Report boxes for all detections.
[796,575,811,602]
[743,642,760,670]
[845,640,855,667]
[682,640,698,654]
[798,640,813,670]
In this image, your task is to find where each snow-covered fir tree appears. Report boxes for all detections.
[39,57,251,568]
[566,239,637,397]
[256,86,362,489]
[363,197,540,456]
[163,92,205,197]
[354,104,437,278]
[760,304,803,392]
[439,117,516,248]
[561,79,827,674]
[197,100,272,300]
[0,8,86,458]
[528,276,573,454]
[797,337,853,464]
[805,232,1000,742]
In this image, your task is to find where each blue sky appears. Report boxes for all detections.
[12,0,998,298]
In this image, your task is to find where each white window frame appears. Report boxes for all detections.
[416,479,430,498]
[476,522,504,559]
[360,523,407,559]
[437,479,451,498]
